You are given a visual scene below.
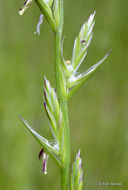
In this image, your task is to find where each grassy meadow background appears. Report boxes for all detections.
[0,0,128,189]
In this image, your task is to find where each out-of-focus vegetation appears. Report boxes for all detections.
[0,0,128,189]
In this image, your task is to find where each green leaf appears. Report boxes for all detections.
[67,51,111,99]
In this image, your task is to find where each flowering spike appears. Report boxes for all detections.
[71,150,83,190]
[43,77,64,148]
[71,11,96,74]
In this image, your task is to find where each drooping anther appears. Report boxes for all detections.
[42,153,49,174]
[39,148,44,160]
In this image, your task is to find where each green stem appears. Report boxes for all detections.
[54,1,70,189]
[54,30,70,190]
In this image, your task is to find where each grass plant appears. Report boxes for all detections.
[19,0,110,189]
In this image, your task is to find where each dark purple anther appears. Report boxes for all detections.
[24,0,27,5]
[39,148,44,160]
[44,101,46,108]
[80,39,86,44]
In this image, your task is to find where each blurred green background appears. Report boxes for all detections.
[0,0,128,189]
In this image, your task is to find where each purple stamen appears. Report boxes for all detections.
[24,0,27,6]
[42,157,46,172]
[44,101,46,108]
[42,153,49,174]
[39,148,44,160]
[80,39,86,44]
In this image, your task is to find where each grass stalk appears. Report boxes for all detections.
[54,1,70,188]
